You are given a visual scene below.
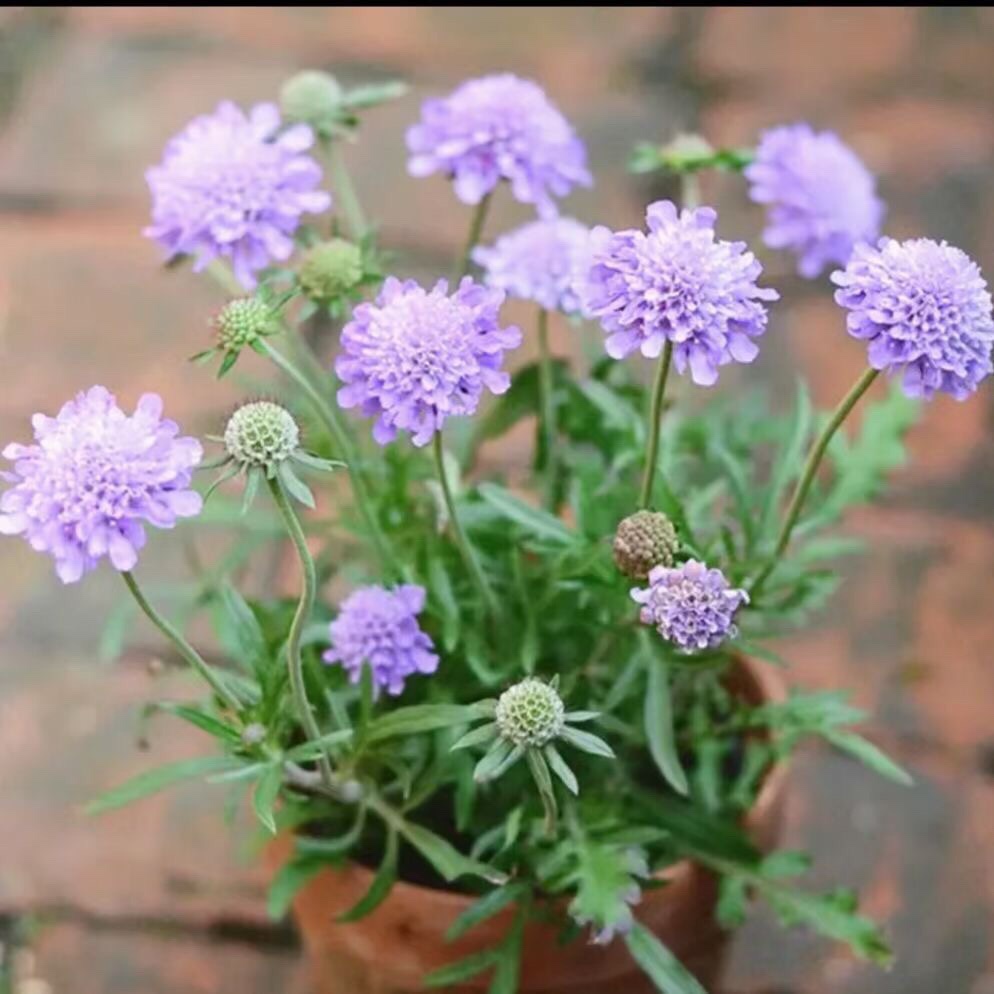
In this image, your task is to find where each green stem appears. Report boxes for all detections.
[452,192,493,282]
[121,572,241,712]
[432,431,498,617]
[266,476,336,792]
[681,171,701,210]
[326,139,367,240]
[536,308,557,510]
[259,339,396,578]
[638,340,674,509]
[205,260,245,296]
[750,367,880,597]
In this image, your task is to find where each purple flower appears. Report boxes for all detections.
[0,387,202,583]
[631,560,748,653]
[832,238,994,400]
[581,201,778,386]
[336,276,522,446]
[323,584,439,696]
[746,123,884,279]
[145,102,332,289]
[472,217,591,313]
[406,73,591,217]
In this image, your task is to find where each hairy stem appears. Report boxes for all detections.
[638,340,674,509]
[326,139,367,240]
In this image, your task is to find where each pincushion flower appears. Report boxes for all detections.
[145,101,332,289]
[472,217,591,313]
[0,387,202,583]
[831,238,994,400]
[581,201,778,386]
[746,123,884,278]
[322,584,438,696]
[632,559,748,652]
[336,276,522,446]
[406,73,591,216]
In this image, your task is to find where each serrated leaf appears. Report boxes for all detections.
[338,829,398,922]
[86,755,238,814]
[625,923,708,994]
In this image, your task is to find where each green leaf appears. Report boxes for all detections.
[446,882,528,941]
[341,79,409,109]
[367,703,489,743]
[761,380,812,540]
[388,814,506,885]
[559,725,615,759]
[338,829,398,922]
[644,651,688,796]
[451,722,499,751]
[477,482,576,545]
[217,350,239,378]
[474,739,514,782]
[241,467,261,514]
[86,755,238,814]
[278,462,316,509]
[267,853,325,920]
[216,581,268,671]
[252,764,283,834]
[822,730,913,786]
[283,728,354,762]
[567,838,648,946]
[424,949,498,988]
[427,554,461,652]
[488,903,526,994]
[526,748,558,832]
[145,702,243,746]
[544,744,578,795]
[625,923,708,994]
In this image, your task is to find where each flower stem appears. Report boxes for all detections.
[750,367,880,598]
[325,139,367,240]
[638,340,674,509]
[266,475,336,792]
[205,260,245,296]
[452,192,493,282]
[536,308,557,510]
[259,339,396,579]
[121,571,241,712]
[432,431,498,617]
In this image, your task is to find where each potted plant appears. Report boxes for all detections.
[3,69,990,994]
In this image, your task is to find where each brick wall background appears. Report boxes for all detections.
[0,7,992,993]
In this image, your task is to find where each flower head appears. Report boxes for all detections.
[280,70,343,137]
[214,297,279,354]
[832,238,994,400]
[336,276,522,446]
[631,559,748,653]
[472,217,591,313]
[223,401,300,472]
[746,123,884,278]
[322,584,438,696]
[581,201,778,386]
[613,510,679,579]
[495,678,566,748]
[299,238,364,304]
[406,73,591,216]
[145,101,331,289]
[0,387,202,583]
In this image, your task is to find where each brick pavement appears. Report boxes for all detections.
[1,7,993,993]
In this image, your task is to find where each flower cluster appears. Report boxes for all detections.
[0,387,202,582]
[746,123,884,278]
[145,102,331,288]
[323,584,439,696]
[473,217,591,313]
[832,237,994,400]
[581,201,778,385]
[632,560,748,652]
[336,277,522,446]
[406,73,591,216]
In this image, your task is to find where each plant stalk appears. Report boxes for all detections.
[452,192,493,282]
[325,139,367,240]
[536,308,557,509]
[638,340,674,509]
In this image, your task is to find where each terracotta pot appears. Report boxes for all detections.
[268,657,788,994]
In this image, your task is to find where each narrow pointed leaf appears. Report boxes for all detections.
[451,722,499,751]
[625,923,708,994]
[86,755,238,814]
[338,829,398,922]
[474,739,513,782]
[544,744,579,795]
[644,656,689,796]
[252,764,283,834]
[279,462,316,508]
[560,725,615,759]
[267,854,325,920]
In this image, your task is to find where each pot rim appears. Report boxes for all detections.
[325,654,789,914]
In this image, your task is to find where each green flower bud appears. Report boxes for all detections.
[496,678,565,748]
[613,510,679,579]
[241,722,267,746]
[299,238,364,303]
[224,401,300,472]
[280,70,343,133]
[214,297,277,353]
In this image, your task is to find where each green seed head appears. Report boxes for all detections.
[613,510,679,579]
[299,239,364,303]
[280,70,343,132]
[214,297,276,352]
[496,678,565,748]
[224,401,300,470]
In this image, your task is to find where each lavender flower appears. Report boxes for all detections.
[0,387,202,583]
[746,123,884,278]
[406,73,591,217]
[472,217,590,313]
[631,559,748,653]
[336,276,522,446]
[831,238,994,400]
[323,584,439,696]
[581,201,778,386]
[145,102,332,289]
